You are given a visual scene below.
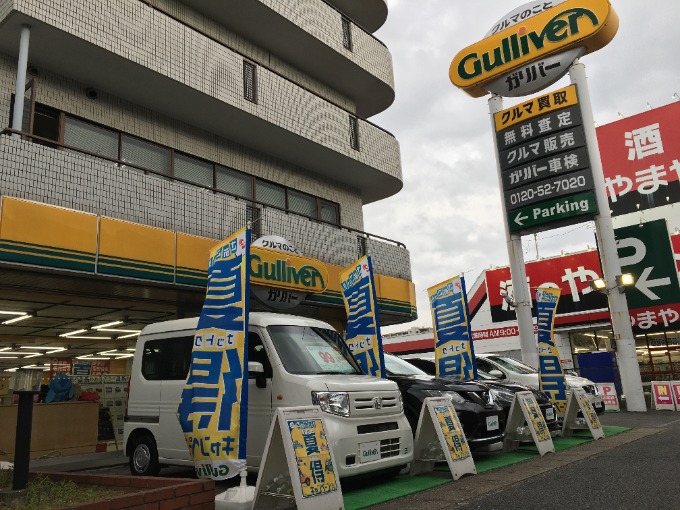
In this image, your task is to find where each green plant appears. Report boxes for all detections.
[0,471,125,510]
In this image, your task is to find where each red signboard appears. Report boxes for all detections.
[486,250,609,325]
[50,357,73,379]
[672,233,680,273]
[89,360,110,375]
[597,101,680,216]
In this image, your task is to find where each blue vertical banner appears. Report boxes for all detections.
[536,286,568,417]
[177,228,250,480]
[340,256,386,378]
[428,276,477,381]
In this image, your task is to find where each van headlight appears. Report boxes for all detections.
[312,391,350,417]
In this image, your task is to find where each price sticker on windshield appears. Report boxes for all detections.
[306,346,345,371]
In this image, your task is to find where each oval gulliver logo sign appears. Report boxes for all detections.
[449,0,618,97]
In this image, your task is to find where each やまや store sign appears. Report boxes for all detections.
[597,101,680,216]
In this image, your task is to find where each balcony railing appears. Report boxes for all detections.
[0,130,412,281]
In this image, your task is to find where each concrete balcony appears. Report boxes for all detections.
[325,0,388,32]
[0,136,412,283]
[176,0,395,117]
[0,0,402,204]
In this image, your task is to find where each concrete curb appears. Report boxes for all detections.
[366,427,663,510]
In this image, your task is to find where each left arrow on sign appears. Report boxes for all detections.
[635,266,671,300]
[514,212,529,226]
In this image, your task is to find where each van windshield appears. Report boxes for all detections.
[267,325,361,375]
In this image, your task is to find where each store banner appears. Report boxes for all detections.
[340,256,386,378]
[50,357,73,378]
[503,391,554,456]
[252,407,343,510]
[536,287,568,417]
[651,381,675,411]
[597,101,680,217]
[562,387,604,439]
[428,276,477,380]
[410,397,476,480]
[671,381,680,411]
[485,250,609,325]
[597,383,620,411]
[177,228,251,480]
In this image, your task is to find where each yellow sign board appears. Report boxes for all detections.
[450,0,618,97]
[250,247,328,294]
[494,84,579,131]
[288,418,338,498]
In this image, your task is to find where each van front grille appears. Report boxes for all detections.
[350,391,400,417]
[357,422,398,435]
[380,438,400,458]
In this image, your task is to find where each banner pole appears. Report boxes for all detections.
[568,60,646,412]
[488,95,538,369]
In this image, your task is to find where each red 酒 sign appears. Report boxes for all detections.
[597,101,680,216]
[485,250,609,325]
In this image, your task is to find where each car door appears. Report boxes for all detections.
[245,329,274,469]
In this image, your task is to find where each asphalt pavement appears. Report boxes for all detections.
[367,411,680,510]
[27,410,680,509]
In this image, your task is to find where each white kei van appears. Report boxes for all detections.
[124,312,413,478]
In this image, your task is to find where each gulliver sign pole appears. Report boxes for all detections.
[568,61,646,411]
[488,94,539,369]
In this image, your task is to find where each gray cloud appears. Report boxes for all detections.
[366,1,680,331]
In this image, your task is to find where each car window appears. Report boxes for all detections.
[475,357,496,374]
[489,356,537,374]
[475,369,498,380]
[267,325,361,375]
[384,354,429,376]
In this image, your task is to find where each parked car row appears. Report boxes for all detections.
[400,356,561,435]
[123,313,586,480]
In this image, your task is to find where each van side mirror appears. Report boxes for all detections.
[249,361,267,389]
[489,369,505,379]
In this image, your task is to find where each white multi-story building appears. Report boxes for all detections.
[0,1,415,384]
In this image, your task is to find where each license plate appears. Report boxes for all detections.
[359,441,381,463]
[546,408,555,421]
[486,415,499,431]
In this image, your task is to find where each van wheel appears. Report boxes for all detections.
[129,434,160,476]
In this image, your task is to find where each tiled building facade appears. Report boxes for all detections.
[0,0,415,371]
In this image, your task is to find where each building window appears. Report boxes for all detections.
[256,180,286,209]
[320,200,339,225]
[243,61,257,103]
[288,190,316,218]
[342,17,353,51]
[11,109,342,226]
[174,152,213,188]
[349,115,360,150]
[121,134,171,175]
[64,117,118,159]
[216,165,253,199]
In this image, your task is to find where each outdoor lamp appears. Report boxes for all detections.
[588,278,607,291]
[616,273,635,288]
[588,274,634,294]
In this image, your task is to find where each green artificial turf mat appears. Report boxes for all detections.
[472,450,536,473]
[342,426,630,509]
[343,475,450,510]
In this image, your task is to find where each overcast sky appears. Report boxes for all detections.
[366,1,680,332]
